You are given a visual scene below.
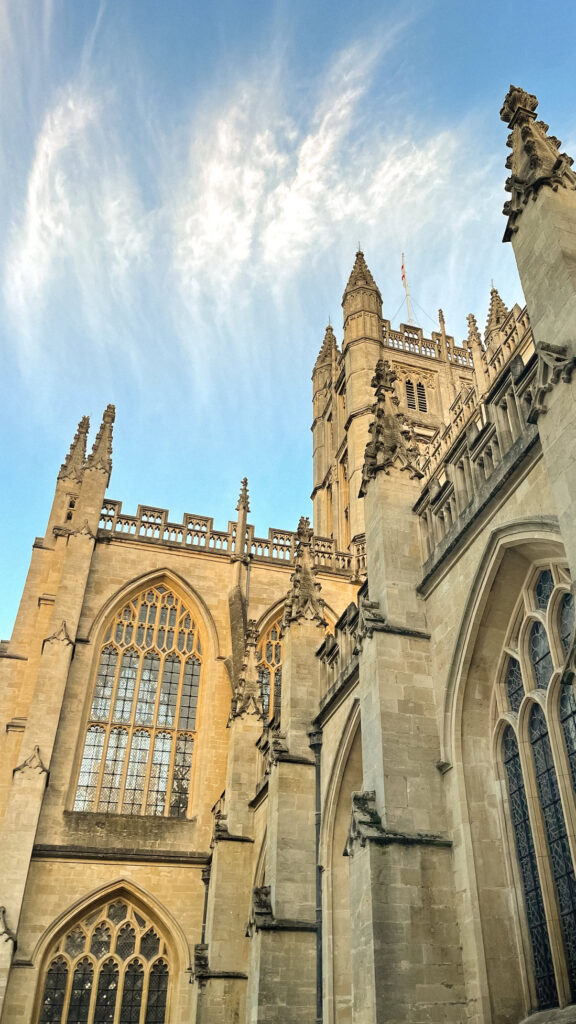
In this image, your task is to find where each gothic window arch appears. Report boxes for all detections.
[257,616,283,721]
[36,899,170,1024]
[74,583,203,817]
[416,380,427,412]
[405,379,416,409]
[495,565,576,1008]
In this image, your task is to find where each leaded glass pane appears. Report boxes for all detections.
[259,667,270,719]
[561,593,575,656]
[535,570,554,611]
[157,657,180,727]
[560,686,576,796]
[122,731,150,814]
[144,960,169,1024]
[273,667,282,719]
[116,924,136,960]
[135,654,160,725]
[90,648,117,721]
[99,729,128,813]
[65,927,86,958]
[39,957,68,1023]
[169,734,193,817]
[113,651,139,722]
[505,658,524,712]
[502,726,557,1009]
[90,924,111,958]
[73,727,105,811]
[529,621,554,689]
[119,960,144,1024]
[108,902,127,925]
[66,957,93,1024]
[93,959,118,1023]
[530,705,576,998]
[140,930,160,961]
[146,732,172,816]
[178,658,200,730]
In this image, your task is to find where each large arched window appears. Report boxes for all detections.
[74,584,202,817]
[257,617,283,721]
[36,899,169,1024]
[496,565,576,1008]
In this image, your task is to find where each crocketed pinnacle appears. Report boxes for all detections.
[343,250,381,300]
[229,619,263,722]
[58,416,90,483]
[359,359,422,495]
[282,517,326,630]
[484,286,509,340]
[236,477,250,513]
[467,313,484,351]
[314,324,339,370]
[85,404,115,477]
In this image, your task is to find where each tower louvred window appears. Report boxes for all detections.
[74,584,201,817]
[405,379,416,409]
[497,565,576,1008]
[416,381,427,412]
[36,901,169,1024]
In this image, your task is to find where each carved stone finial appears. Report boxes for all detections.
[438,309,446,333]
[359,359,423,496]
[58,416,90,484]
[467,313,482,348]
[484,286,509,342]
[527,342,576,422]
[314,324,339,369]
[13,744,48,777]
[343,250,381,299]
[281,517,327,631]
[236,477,250,514]
[228,619,264,723]
[85,404,115,477]
[501,86,576,241]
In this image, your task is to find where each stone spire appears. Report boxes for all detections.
[234,477,250,560]
[467,313,488,392]
[484,286,509,347]
[501,85,576,242]
[314,324,339,370]
[229,620,263,722]
[343,249,381,301]
[85,404,115,479]
[359,359,422,496]
[282,517,326,630]
[58,416,90,484]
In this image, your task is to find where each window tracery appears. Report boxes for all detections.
[74,584,201,817]
[37,901,169,1024]
[496,565,576,1007]
[257,618,283,720]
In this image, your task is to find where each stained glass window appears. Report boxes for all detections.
[560,593,575,656]
[505,657,525,712]
[529,621,554,689]
[530,705,576,998]
[560,686,576,794]
[535,570,555,611]
[502,727,557,1008]
[74,584,201,816]
[257,620,283,720]
[35,902,169,1024]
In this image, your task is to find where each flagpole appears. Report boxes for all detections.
[401,253,413,325]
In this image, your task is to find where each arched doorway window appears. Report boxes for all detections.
[36,899,169,1023]
[497,565,576,1008]
[74,583,202,817]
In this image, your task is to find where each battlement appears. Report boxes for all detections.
[382,319,473,367]
[98,500,366,577]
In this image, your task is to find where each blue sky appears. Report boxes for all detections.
[1,0,575,637]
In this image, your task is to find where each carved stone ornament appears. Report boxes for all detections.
[527,341,576,423]
[500,86,576,241]
[246,885,273,936]
[193,942,210,981]
[257,721,289,774]
[70,519,97,540]
[228,619,264,724]
[359,359,423,496]
[0,907,17,948]
[42,620,74,653]
[85,404,115,476]
[281,517,327,630]
[58,416,89,484]
[13,744,48,778]
[344,791,386,856]
[353,595,386,655]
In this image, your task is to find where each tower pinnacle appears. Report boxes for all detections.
[484,286,509,343]
[342,250,381,301]
[314,324,339,370]
[58,416,90,484]
[85,405,115,479]
[236,477,250,514]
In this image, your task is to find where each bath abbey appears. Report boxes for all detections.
[2,84,576,1024]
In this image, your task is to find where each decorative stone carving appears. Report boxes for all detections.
[13,745,48,778]
[359,359,423,496]
[353,596,386,655]
[70,519,97,540]
[58,416,89,484]
[344,791,386,856]
[281,517,327,630]
[257,721,289,774]
[252,886,273,928]
[527,342,576,423]
[42,620,74,653]
[85,404,115,476]
[0,907,16,948]
[193,942,210,980]
[500,85,576,241]
[228,619,264,723]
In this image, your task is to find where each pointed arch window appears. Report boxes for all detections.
[74,584,201,817]
[36,901,169,1024]
[416,381,427,412]
[497,566,576,1009]
[405,379,416,409]
[257,618,283,721]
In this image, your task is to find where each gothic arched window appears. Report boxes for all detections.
[496,565,576,1008]
[74,584,202,817]
[36,900,169,1024]
[405,380,416,410]
[416,381,427,412]
[257,618,283,721]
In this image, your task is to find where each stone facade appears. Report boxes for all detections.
[2,86,576,1024]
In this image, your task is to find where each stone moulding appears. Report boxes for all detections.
[527,341,576,423]
[344,791,451,857]
[245,886,316,937]
[13,745,48,779]
[192,942,248,985]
